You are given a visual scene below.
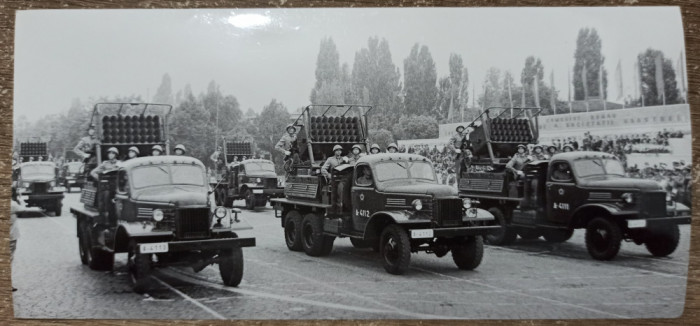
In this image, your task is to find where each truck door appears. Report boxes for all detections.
[352,163,374,231]
[546,160,575,224]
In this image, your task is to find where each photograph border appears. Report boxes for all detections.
[1,1,698,325]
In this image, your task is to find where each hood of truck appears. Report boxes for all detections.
[131,186,208,207]
[578,176,661,191]
[21,175,54,183]
[381,183,457,197]
[245,171,278,179]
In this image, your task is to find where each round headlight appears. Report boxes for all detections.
[50,181,56,187]
[22,182,30,188]
[256,178,262,183]
[412,199,423,211]
[463,199,472,209]
[215,207,227,218]
[666,194,672,202]
[621,193,634,204]
[153,209,164,222]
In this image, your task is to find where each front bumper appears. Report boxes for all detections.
[408,225,500,239]
[249,187,284,197]
[136,237,256,254]
[23,193,64,202]
[626,215,691,229]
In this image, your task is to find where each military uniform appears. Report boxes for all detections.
[346,153,363,165]
[506,153,530,175]
[91,158,120,224]
[552,168,572,181]
[448,130,470,177]
[322,155,349,211]
[90,159,120,180]
[357,175,373,186]
[74,135,100,175]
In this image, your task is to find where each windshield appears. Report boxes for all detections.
[573,158,626,178]
[21,165,55,176]
[244,161,275,173]
[131,164,205,189]
[375,161,436,182]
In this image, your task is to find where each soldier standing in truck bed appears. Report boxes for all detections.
[74,124,100,173]
[275,124,299,162]
[322,145,350,213]
[448,125,471,178]
[506,144,531,178]
[90,147,121,223]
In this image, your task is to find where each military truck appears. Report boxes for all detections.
[271,105,497,275]
[14,139,65,216]
[212,140,284,209]
[60,150,86,191]
[457,107,691,260]
[70,103,255,293]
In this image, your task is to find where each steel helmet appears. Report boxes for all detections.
[456,125,465,132]
[286,124,297,133]
[152,145,163,153]
[370,143,380,151]
[107,147,119,155]
[563,144,574,151]
[532,145,543,151]
[517,144,528,150]
[333,144,343,152]
[387,143,398,150]
[128,146,139,154]
[352,144,362,151]
[175,144,186,153]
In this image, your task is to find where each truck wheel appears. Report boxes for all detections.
[484,207,517,245]
[543,229,574,243]
[350,238,371,249]
[301,213,332,257]
[245,190,255,210]
[128,249,151,294]
[78,222,88,265]
[54,202,62,217]
[451,236,484,270]
[284,211,303,251]
[585,217,622,260]
[86,229,114,271]
[518,229,541,240]
[645,225,680,257]
[219,247,244,287]
[380,225,411,275]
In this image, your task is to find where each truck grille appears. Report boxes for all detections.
[175,208,210,240]
[265,178,278,188]
[32,182,48,194]
[639,192,666,218]
[432,198,463,227]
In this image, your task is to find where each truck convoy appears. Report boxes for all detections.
[212,140,284,209]
[14,139,65,216]
[60,149,86,191]
[70,103,255,293]
[457,107,691,260]
[271,105,498,275]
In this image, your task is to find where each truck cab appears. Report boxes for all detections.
[60,161,85,192]
[272,104,497,275]
[16,161,65,216]
[224,159,284,209]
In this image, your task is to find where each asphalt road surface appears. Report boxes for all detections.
[12,192,690,320]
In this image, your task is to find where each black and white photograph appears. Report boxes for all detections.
[10,7,692,320]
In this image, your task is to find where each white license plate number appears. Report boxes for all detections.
[140,242,169,254]
[627,220,647,228]
[410,229,434,239]
[253,189,263,194]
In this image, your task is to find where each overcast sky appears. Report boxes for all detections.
[14,7,686,122]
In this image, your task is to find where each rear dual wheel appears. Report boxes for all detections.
[128,247,152,294]
[284,210,303,251]
[645,225,680,257]
[301,213,334,257]
[484,207,517,245]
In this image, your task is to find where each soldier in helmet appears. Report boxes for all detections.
[74,124,100,173]
[347,144,364,164]
[386,143,398,153]
[90,147,121,223]
[448,125,472,177]
[562,144,575,153]
[152,145,164,156]
[369,143,381,155]
[532,145,547,160]
[276,124,298,161]
[506,144,532,178]
[322,145,350,212]
[210,146,222,167]
[174,144,186,156]
[126,146,139,160]
[546,145,559,158]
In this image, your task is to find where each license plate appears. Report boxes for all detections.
[627,220,647,228]
[410,229,434,239]
[140,242,169,254]
[253,189,263,194]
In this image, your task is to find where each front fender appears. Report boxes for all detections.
[117,221,172,238]
[464,207,495,221]
[572,203,634,217]
[368,210,430,224]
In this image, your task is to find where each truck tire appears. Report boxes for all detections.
[585,217,622,260]
[128,249,151,294]
[219,246,244,287]
[284,211,303,251]
[518,229,541,240]
[54,202,62,217]
[245,190,255,210]
[543,229,574,243]
[380,224,411,275]
[86,230,114,271]
[350,238,371,249]
[645,224,680,257]
[451,236,484,270]
[484,207,517,245]
[301,213,328,257]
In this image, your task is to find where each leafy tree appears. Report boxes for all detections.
[573,28,608,100]
[634,48,680,106]
[351,37,402,123]
[479,67,503,109]
[368,128,395,150]
[152,73,174,105]
[435,76,452,122]
[403,44,437,116]
[310,37,342,104]
[168,92,213,164]
[256,99,291,172]
[391,115,439,140]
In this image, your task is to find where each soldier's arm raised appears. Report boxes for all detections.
[73,139,88,159]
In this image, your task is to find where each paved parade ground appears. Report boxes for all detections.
[12,192,690,320]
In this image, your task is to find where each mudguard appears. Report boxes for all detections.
[571,203,635,218]
[464,207,495,221]
[368,210,430,224]
[117,221,172,238]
